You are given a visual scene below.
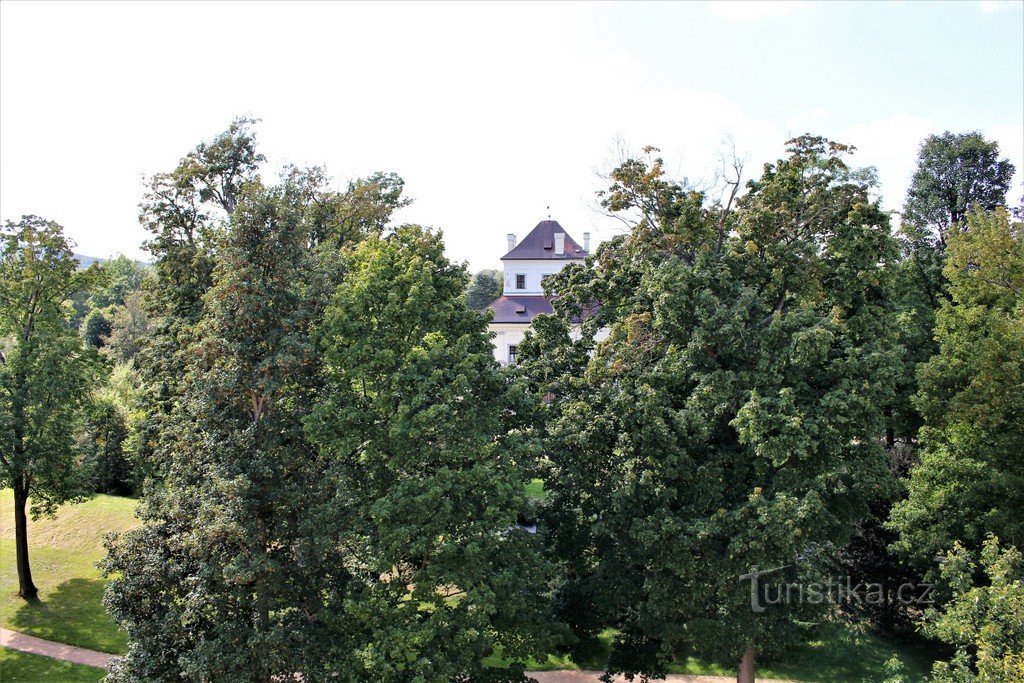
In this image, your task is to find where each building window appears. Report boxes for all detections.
[515,274,526,290]
[508,345,518,364]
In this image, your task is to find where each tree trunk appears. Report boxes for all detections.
[13,480,38,601]
[884,405,895,451]
[738,643,756,683]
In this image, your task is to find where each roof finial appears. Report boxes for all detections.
[546,205,551,219]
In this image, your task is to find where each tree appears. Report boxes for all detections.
[81,307,113,348]
[902,131,1015,246]
[102,290,150,364]
[103,120,417,680]
[104,179,353,681]
[888,132,1016,448]
[0,216,101,600]
[519,138,900,681]
[889,209,1024,565]
[80,396,134,495]
[304,225,555,681]
[129,117,265,479]
[465,268,502,309]
[89,254,147,309]
[926,537,1024,682]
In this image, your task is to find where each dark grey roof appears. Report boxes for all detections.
[501,220,587,260]
[487,295,553,323]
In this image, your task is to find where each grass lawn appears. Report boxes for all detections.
[489,621,935,682]
[0,489,138,655]
[0,648,105,682]
[524,478,548,502]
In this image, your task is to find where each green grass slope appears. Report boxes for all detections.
[0,648,105,682]
[0,489,138,654]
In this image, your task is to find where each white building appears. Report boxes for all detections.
[486,219,590,364]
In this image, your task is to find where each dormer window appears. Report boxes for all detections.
[515,274,526,290]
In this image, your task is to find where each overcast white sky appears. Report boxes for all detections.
[1,1,1021,271]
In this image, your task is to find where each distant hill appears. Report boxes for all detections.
[74,253,104,268]
[74,254,150,269]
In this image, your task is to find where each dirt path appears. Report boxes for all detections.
[0,627,113,668]
[2,627,797,682]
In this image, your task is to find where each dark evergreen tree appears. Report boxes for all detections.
[466,268,502,309]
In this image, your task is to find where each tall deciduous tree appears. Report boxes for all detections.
[305,226,555,682]
[889,209,1024,565]
[0,216,101,600]
[889,132,1016,448]
[104,119,417,680]
[105,179,356,681]
[129,117,264,479]
[520,137,899,681]
[903,131,1015,245]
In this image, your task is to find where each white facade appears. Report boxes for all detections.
[490,320,611,365]
[486,221,597,365]
[490,322,530,365]
[502,259,563,296]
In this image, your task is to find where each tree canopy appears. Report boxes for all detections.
[466,268,502,309]
[889,209,1024,565]
[902,131,1015,245]
[518,136,900,680]
[0,216,102,600]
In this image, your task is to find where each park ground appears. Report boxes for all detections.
[0,486,936,682]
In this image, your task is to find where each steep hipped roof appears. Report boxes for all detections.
[501,220,587,260]
[487,295,553,323]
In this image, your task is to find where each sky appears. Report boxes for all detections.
[1,0,1022,271]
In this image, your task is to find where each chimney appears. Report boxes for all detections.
[507,233,516,253]
[554,232,565,255]
[583,232,591,252]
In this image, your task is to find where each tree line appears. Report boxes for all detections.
[0,120,1020,682]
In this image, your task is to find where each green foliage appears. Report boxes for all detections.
[0,216,103,600]
[466,268,502,309]
[88,255,147,309]
[103,119,454,682]
[889,210,1024,564]
[925,537,1024,682]
[81,307,113,348]
[79,397,134,496]
[305,225,556,681]
[890,132,1016,450]
[104,178,354,681]
[101,291,149,364]
[903,132,1015,242]
[520,136,901,678]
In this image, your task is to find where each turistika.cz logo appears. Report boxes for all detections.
[738,565,934,614]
